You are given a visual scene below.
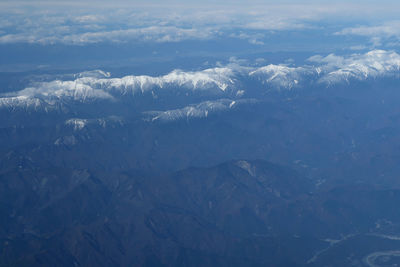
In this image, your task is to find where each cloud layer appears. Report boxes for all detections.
[0,6,306,45]
[336,21,400,47]
[3,2,399,46]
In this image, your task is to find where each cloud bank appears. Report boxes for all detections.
[3,2,399,46]
[337,21,400,47]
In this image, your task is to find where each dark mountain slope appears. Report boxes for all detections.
[2,158,400,266]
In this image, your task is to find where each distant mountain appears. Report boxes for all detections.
[3,78,400,187]
[2,50,400,113]
[3,49,400,266]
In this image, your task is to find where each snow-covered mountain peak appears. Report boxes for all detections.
[312,50,400,84]
[249,64,310,89]
[65,116,124,131]
[0,95,44,110]
[18,80,114,101]
[2,50,400,114]
[86,67,236,94]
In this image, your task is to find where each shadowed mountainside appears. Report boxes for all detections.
[2,159,400,266]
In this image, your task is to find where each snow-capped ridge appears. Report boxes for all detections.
[311,50,400,84]
[87,67,236,95]
[0,96,43,110]
[0,95,67,112]
[146,98,255,122]
[18,80,114,101]
[65,116,124,131]
[4,67,237,106]
[249,64,312,90]
[3,50,400,112]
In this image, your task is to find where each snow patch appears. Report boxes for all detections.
[236,160,256,177]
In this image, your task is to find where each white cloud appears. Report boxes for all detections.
[65,26,215,44]
[349,45,368,51]
[243,18,307,31]
[72,15,102,23]
[338,21,400,38]
[229,32,265,45]
[336,21,400,47]
[6,2,395,46]
[1,2,380,45]
[307,54,347,68]
[0,26,216,45]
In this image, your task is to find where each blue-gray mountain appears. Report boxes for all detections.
[3,49,400,266]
